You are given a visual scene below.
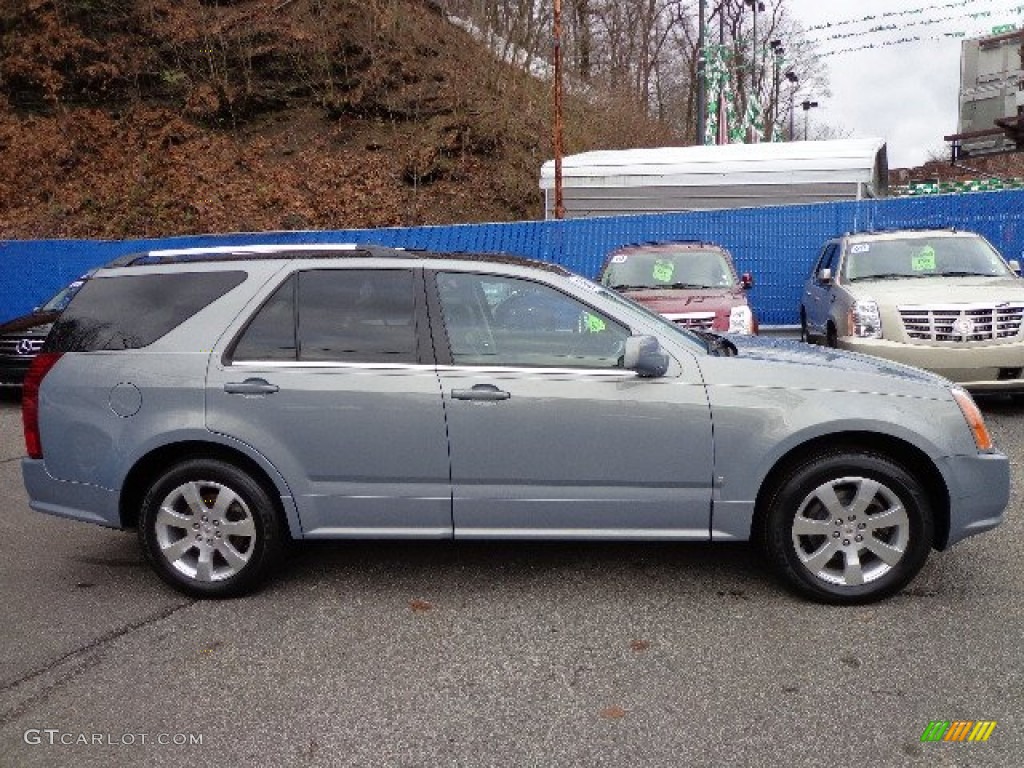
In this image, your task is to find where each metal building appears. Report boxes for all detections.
[955,27,1024,156]
[539,138,889,219]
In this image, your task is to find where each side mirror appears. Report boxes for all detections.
[624,335,669,378]
[1009,259,1021,274]
[818,267,832,283]
[740,273,754,289]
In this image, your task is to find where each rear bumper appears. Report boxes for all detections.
[840,337,1024,390]
[939,451,1009,549]
[21,458,122,529]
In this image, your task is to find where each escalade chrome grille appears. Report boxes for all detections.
[662,311,716,329]
[0,335,45,357]
[899,303,1024,342]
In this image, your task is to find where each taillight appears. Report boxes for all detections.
[22,352,62,459]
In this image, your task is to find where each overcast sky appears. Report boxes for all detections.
[784,0,1023,168]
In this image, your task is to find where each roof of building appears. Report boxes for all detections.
[539,138,888,190]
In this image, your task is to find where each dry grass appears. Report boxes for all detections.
[0,0,680,238]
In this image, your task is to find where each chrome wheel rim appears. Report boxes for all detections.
[154,481,256,582]
[791,476,910,588]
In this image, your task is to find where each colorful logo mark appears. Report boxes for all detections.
[921,720,997,742]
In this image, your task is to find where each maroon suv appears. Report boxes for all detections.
[599,242,757,334]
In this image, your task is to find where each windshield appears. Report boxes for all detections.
[39,279,86,312]
[601,248,737,290]
[842,236,1013,281]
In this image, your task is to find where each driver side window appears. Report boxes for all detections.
[436,272,629,369]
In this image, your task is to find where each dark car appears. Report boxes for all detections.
[599,242,757,334]
[0,278,87,386]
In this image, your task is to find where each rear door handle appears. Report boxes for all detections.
[451,384,510,401]
[224,378,279,395]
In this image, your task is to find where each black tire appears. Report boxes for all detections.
[825,322,838,348]
[758,450,933,604]
[799,311,811,344]
[138,459,284,598]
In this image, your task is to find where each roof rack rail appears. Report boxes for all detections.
[104,243,415,268]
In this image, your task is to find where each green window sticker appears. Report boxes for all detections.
[912,246,936,272]
[582,312,606,333]
[652,259,675,283]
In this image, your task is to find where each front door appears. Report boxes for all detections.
[804,242,839,337]
[430,271,714,539]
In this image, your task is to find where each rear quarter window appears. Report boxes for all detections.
[45,271,245,352]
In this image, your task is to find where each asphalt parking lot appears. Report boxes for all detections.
[1,389,1022,767]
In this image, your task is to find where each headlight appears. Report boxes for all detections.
[849,299,882,338]
[728,305,754,334]
[952,387,994,452]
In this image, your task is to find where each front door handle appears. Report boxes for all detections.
[451,384,511,401]
[224,378,279,395]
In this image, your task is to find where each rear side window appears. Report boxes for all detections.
[45,272,245,352]
[231,269,419,364]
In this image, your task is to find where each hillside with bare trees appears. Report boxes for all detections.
[0,0,824,239]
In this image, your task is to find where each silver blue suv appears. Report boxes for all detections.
[21,244,1009,602]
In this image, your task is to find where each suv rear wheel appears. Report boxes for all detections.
[138,459,284,598]
[759,451,933,604]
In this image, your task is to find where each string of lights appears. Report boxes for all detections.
[803,0,1024,33]
[822,30,1022,56]
[806,3,1023,56]
[810,7,1023,45]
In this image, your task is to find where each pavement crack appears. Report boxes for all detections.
[0,600,194,726]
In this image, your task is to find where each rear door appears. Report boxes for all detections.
[206,266,452,538]
[428,270,714,539]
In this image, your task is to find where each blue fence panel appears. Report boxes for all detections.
[3,189,1024,325]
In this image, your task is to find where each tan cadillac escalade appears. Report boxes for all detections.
[800,229,1024,392]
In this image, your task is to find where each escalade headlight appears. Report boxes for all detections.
[849,299,882,338]
[728,305,754,334]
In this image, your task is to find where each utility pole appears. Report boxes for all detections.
[718,0,726,144]
[697,0,706,144]
[769,40,783,141]
[553,0,565,218]
[744,1,765,142]
[785,70,798,140]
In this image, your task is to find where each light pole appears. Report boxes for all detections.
[769,39,783,141]
[801,99,819,141]
[697,0,724,144]
[743,0,765,142]
[785,70,798,141]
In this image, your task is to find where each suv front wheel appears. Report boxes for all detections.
[760,451,933,604]
[138,459,285,598]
